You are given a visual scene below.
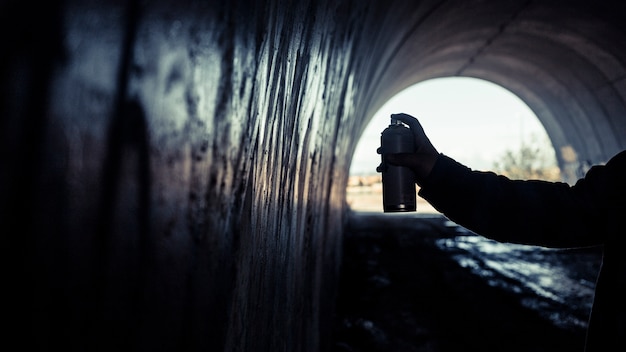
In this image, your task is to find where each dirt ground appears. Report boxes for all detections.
[331,212,602,352]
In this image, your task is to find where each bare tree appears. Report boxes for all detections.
[493,134,561,181]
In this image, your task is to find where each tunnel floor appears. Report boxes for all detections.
[332,212,602,352]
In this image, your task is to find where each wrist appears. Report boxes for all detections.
[414,152,440,186]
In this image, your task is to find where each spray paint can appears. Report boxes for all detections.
[376,117,416,212]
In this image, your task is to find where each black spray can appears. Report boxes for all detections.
[376,117,416,212]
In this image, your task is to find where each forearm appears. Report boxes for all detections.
[418,154,605,248]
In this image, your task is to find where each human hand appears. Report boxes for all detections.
[385,113,439,184]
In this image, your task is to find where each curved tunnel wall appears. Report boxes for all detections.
[370,0,626,182]
[2,0,625,351]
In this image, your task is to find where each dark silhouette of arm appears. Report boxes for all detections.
[418,152,625,248]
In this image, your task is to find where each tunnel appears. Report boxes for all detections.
[2,0,625,351]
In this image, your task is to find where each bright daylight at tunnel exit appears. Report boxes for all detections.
[347,77,560,213]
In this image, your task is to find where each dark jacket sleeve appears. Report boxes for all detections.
[418,151,626,248]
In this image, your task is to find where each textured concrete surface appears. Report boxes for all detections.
[1,1,625,351]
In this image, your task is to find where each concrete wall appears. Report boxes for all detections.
[2,1,625,351]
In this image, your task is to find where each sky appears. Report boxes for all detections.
[349,77,553,175]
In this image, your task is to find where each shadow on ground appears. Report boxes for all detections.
[332,211,602,352]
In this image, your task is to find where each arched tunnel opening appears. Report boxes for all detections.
[347,76,560,213]
[2,1,624,351]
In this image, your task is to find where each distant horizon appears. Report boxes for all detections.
[349,77,556,176]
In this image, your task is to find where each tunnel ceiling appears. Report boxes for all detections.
[362,0,626,181]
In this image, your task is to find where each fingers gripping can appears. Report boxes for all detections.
[376,117,416,212]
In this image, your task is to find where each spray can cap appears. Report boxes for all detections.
[390,117,403,126]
